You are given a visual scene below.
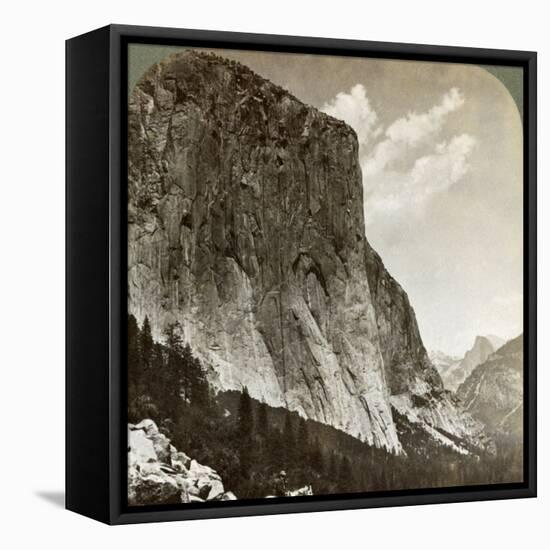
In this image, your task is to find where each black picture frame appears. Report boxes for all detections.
[66,24,537,525]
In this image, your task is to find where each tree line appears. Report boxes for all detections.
[128,314,524,499]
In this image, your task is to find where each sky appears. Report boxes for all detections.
[129,45,524,357]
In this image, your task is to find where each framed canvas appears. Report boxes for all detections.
[66,24,537,525]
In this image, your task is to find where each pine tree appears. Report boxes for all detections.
[237,387,253,440]
[283,411,295,466]
[255,402,270,463]
[338,456,353,490]
[329,451,338,479]
[257,402,269,438]
[149,342,165,405]
[189,353,209,408]
[181,343,194,401]
[127,313,142,421]
[163,322,185,412]
[297,418,309,463]
[127,314,140,385]
[310,436,324,474]
[237,387,254,477]
[268,426,284,468]
[141,316,154,370]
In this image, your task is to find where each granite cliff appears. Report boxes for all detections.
[429,350,461,381]
[128,51,486,455]
[457,335,523,443]
[434,335,505,392]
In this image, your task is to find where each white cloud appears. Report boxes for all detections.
[387,87,464,145]
[410,134,477,197]
[364,134,477,222]
[321,84,380,146]
[316,69,521,359]
[321,86,476,225]
[364,88,465,177]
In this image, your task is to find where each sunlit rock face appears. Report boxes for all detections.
[127,51,486,455]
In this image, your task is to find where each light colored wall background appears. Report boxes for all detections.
[1,0,546,548]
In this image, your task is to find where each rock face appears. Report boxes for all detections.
[439,336,503,392]
[128,419,235,505]
[364,246,444,397]
[363,246,489,454]
[128,51,486,455]
[457,335,523,442]
[429,350,461,379]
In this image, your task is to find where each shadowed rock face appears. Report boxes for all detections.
[457,335,523,442]
[438,335,503,392]
[364,245,444,397]
[128,51,483,454]
[429,350,461,379]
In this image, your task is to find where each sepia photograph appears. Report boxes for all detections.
[3,0,545,543]
[126,44,525,506]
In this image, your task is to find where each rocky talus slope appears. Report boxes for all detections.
[128,51,487,455]
[128,419,236,505]
[457,335,523,442]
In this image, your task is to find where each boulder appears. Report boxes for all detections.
[196,477,225,501]
[218,491,237,501]
[171,449,192,472]
[128,470,181,505]
[286,485,313,497]
[149,431,172,464]
[127,419,233,505]
[134,418,159,436]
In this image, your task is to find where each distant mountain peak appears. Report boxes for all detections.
[457,334,523,442]
[435,334,505,392]
[485,334,506,351]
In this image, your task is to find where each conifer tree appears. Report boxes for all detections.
[257,402,269,438]
[237,387,254,476]
[338,455,353,490]
[127,314,142,421]
[283,411,295,466]
[128,314,140,385]
[310,436,324,474]
[163,322,184,411]
[141,316,154,370]
[329,451,338,479]
[297,417,309,463]
[189,353,209,408]
[237,387,253,440]
[149,342,165,406]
